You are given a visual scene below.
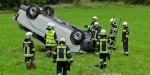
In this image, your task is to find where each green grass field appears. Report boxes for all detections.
[0,3,150,75]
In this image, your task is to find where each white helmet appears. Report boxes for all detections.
[100,29,106,35]
[122,22,128,26]
[60,38,66,42]
[93,16,97,20]
[47,23,55,29]
[94,22,99,26]
[26,32,33,37]
[110,18,115,23]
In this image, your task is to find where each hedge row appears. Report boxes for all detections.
[0,0,150,11]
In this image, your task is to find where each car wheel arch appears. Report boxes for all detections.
[26,4,40,20]
[70,29,85,45]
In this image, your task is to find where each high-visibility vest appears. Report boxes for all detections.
[46,30,57,46]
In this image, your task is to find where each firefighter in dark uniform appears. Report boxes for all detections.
[23,32,36,70]
[91,22,101,54]
[108,18,118,50]
[122,22,129,56]
[53,38,73,75]
[87,16,100,34]
[84,16,101,52]
[96,29,110,69]
[44,23,58,58]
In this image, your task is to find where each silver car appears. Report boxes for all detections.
[13,4,93,53]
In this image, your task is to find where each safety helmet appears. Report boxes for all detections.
[122,22,128,27]
[25,32,33,37]
[94,22,99,26]
[93,16,97,20]
[60,38,66,42]
[100,29,106,35]
[110,18,115,23]
[47,23,55,29]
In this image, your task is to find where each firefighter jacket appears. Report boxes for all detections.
[111,23,118,35]
[108,23,117,38]
[53,44,73,63]
[91,26,101,41]
[97,35,109,54]
[44,29,58,46]
[87,21,100,33]
[23,38,35,57]
[122,27,129,42]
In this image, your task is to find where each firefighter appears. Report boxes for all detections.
[87,16,100,33]
[96,29,110,69]
[44,23,58,58]
[23,32,36,70]
[122,22,129,56]
[91,22,101,54]
[108,18,118,50]
[53,38,73,75]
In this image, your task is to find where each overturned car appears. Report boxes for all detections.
[13,4,93,53]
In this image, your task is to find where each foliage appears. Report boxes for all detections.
[74,0,81,5]
[1,0,150,11]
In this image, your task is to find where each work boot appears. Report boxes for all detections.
[32,61,36,70]
[46,51,51,58]
[100,61,104,69]
[104,64,107,68]
[26,63,30,70]
[125,54,128,56]
[124,52,128,56]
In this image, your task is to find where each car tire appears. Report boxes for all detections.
[26,4,40,20]
[70,29,85,45]
[43,5,54,16]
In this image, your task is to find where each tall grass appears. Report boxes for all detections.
[0,3,150,75]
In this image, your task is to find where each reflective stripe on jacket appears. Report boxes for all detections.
[53,44,73,62]
[23,41,35,57]
[99,39,109,53]
[46,30,57,46]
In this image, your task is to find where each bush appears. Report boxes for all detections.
[59,0,74,3]
[74,0,81,5]
[0,3,2,10]
[12,6,19,12]
[145,0,150,5]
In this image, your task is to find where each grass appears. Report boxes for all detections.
[0,2,150,75]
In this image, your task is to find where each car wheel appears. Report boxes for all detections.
[70,29,85,45]
[43,5,54,16]
[26,4,40,20]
